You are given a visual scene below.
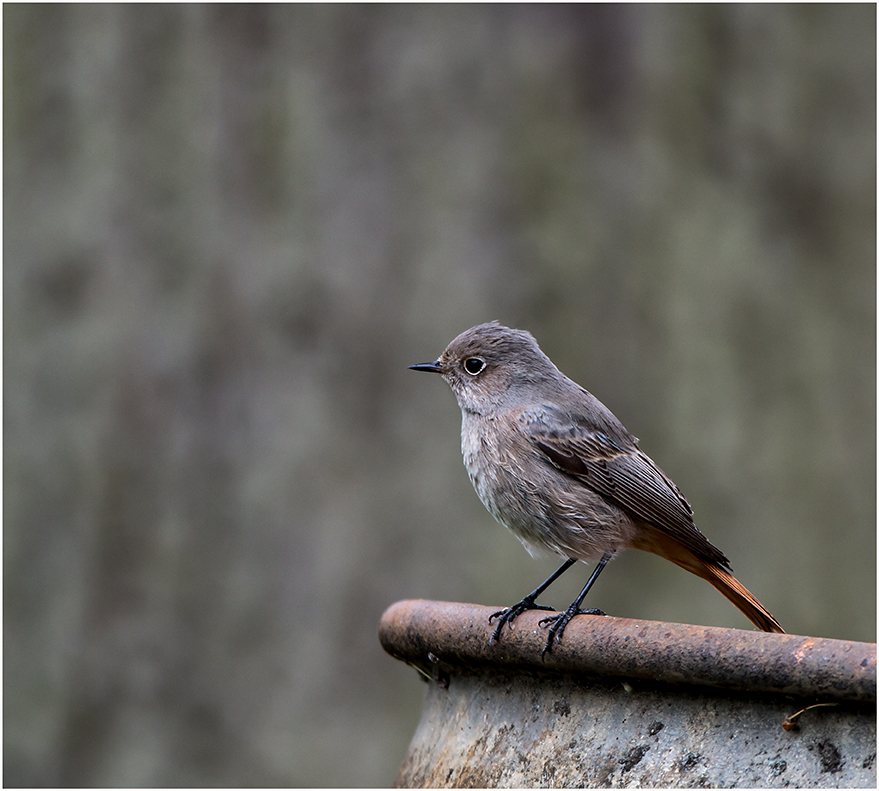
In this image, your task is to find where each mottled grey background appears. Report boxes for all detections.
[4,4,875,787]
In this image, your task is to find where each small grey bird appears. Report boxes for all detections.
[410,321,784,655]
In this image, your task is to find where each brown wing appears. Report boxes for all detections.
[524,407,732,570]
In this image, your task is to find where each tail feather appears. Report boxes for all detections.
[631,529,785,634]
[699,562,785,634]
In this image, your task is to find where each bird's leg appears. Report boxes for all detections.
[488,558,576,644]
[539,551,613,657]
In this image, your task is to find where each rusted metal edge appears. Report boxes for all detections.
[379,599,876,702]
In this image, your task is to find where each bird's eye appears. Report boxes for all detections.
[463,357,486,376]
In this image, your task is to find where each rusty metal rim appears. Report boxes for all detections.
[379,599,876,702]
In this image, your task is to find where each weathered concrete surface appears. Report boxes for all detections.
[380,600,876,788]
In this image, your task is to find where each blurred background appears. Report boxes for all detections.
[4,4,875,787]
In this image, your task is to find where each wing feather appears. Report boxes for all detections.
[524,406,731,570]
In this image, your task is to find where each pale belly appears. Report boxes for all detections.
[460,412,636,562]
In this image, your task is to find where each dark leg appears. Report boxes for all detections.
[539,551,613,657]
[488,558,577,645]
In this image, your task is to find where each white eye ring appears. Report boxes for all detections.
[463,357,486,376]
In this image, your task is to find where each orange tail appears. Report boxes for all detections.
[697,561,785,634]
[632,531,785,634]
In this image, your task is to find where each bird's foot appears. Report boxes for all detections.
[488,596,556,645]
[539,607,606,658]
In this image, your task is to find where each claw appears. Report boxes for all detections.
[539,607,606,657]
[488,597,556,644]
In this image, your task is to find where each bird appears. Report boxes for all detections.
[410,321,784,656]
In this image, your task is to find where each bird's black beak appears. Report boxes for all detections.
[409,360,443,374]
